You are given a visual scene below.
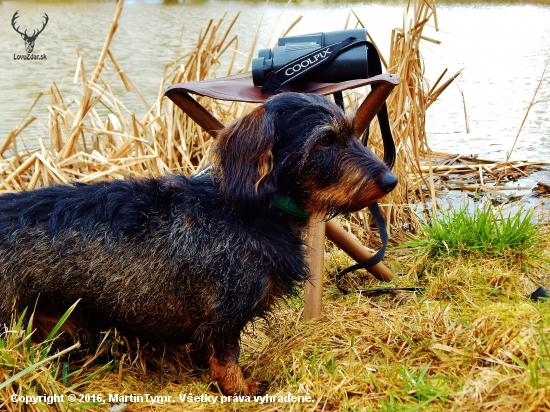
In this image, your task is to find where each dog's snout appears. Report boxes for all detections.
[380,172,398,194]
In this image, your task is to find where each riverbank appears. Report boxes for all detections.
[2,236,549,411]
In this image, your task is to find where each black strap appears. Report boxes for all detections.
[263,36,401,292]
[335,41,402,294]
[335,203,424,296]
[349,287,425,296]
[377,102,396,169]
[262,38,368,93]
[335,203,386,294]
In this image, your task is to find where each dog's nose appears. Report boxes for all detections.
[380,172,398,193]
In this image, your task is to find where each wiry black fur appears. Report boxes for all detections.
[0,93,396,395]
[0,175,305,332]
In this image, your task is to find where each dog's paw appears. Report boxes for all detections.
[242,378,269,396]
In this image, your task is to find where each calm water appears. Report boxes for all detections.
[0,0,549,162]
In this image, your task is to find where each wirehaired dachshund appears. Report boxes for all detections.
[0,92,397,395]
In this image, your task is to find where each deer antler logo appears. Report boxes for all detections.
[12,11,49,54]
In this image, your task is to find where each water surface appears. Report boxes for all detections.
[1,0,549,162]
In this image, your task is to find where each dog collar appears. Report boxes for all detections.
[273,194,310,218]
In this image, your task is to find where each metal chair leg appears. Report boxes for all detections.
[167,91,223,137]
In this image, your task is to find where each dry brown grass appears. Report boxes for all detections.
[5,253,547,411]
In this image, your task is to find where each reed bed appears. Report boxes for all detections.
[0,0,466,243]
[0,0,245,193]
[417,151,550,194]
[2,0,550,411]
[0,0,546,235]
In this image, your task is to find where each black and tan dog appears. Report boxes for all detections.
[0,93,397,395]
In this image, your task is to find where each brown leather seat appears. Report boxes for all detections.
[165,72,399,104]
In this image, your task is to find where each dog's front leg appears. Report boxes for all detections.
[192,338,267,396]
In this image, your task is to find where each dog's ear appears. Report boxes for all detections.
[211,106,277,213]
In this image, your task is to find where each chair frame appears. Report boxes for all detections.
[165,72,400,319]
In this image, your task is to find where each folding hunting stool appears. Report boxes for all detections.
[164,71,400,319]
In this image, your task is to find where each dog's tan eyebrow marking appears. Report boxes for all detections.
[317,117,355,145]
[312,113,350,137]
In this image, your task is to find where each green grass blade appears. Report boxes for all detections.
[44,300,81,343]
[0,341,79,391]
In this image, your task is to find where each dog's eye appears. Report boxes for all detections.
[318,136,334,148]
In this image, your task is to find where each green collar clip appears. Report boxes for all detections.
[273,194,310,218]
